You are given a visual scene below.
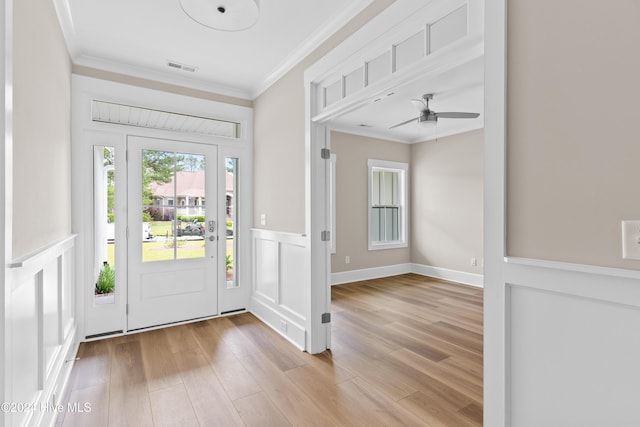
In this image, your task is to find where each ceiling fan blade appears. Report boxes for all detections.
[435,112,480,119]
[389,116,419,129]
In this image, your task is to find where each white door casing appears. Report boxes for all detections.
[483,0,507,423]
[72,75,253,339]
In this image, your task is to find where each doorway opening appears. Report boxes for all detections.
[73,75,253,340]
[305,0,485,354]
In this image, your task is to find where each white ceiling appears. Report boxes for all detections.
[56,0,372,99]
[55,0,483,143]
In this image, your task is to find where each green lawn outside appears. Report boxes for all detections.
[106,236,233,266]
[149,221,174,238]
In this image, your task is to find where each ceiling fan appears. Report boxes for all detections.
[389,93,480,129]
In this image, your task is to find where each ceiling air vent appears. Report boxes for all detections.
[167,60,197,72]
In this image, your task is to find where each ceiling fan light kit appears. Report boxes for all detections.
[179,0,260,32]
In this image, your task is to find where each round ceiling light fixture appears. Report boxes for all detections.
[180,0,260,32]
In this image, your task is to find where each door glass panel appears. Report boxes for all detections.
[94,146,115,305]
[142,150,206,262]
[176,153,206,260]
[226,158,238,288]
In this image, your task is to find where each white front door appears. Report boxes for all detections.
[127,136,218,330]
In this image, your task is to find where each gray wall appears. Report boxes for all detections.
[13,0,72,258]
[507,0,640,270]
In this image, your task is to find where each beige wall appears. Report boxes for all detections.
[13,0,72,258]
[330,131,411,273]
[73,65,252,108]
[507,0,640,269]
[253,0,396,233]
[330,129,484,274]
[253,63,307,232]
[410,130,484,273]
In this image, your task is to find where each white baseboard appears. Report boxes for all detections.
[331,263,484,288]
[411,263,483,287]
[250,296,306,351]
[331,263,412,285]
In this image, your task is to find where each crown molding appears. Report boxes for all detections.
[73,54,253,100]
[251,0,374,98]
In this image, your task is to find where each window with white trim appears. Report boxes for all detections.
[368,159,408,250]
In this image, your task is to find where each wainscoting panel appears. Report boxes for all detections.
[505,258,640,426]
[251,229,307,349]
[279,241,307,319]
[254,236,278,303]
[7,235,78,427]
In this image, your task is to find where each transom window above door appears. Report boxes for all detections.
[91,100,240,138]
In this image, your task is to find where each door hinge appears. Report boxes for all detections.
[321,230,330,241]
[321,312,331,324]
[126,226,129,239]
[320,148,331,159]
[126,304,129,315]
[125,150,128,162]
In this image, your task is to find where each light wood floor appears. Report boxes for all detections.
[59,274,483,426]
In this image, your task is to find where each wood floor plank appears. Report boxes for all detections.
[332,321,400,358]
[335,310,450,362]
[62,384,109,427]
[62,274,483,426]
[390,348,483,402]
[233,392,292,427]
[286,365,379,426]
[173,348,244,426]
[163,323,201,354]
[384,321,483,370]
[440,356,484,385]
[298,350,356,385]
[139,329,183,392]
[228,314,306,372]
[459,401,484,426]
[330,334,417,401]
[240,353,337,426]
[148,383,199,427]
[399,390,478,427]
[70,339,111,391]
[346,376,427,427]
[191,324,261,400]
[108,340,154,427]
[202,316,261,358]
[376,351,477,410]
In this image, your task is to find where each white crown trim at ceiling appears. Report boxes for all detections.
[251,0,374,98]
[53,0,375,101]
[72,54,254,100]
